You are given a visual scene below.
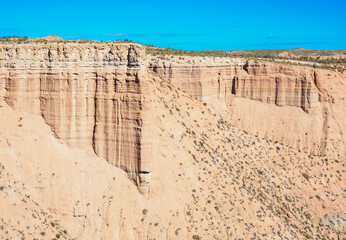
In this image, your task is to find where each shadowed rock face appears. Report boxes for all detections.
[149,56,345,158]
[0,43,152,195]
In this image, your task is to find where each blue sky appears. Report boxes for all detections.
[1,0,345,50]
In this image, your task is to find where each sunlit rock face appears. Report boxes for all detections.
[0,43,153,195]
[0,44,344,197]
[0,43,345,240]
[149,56,345,158]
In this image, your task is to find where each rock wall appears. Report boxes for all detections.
[0,43,153,195]
[0,44,344,193]
[149,56,345,158]
[149,57,319,111]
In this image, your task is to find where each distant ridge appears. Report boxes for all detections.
[36,35,64,41]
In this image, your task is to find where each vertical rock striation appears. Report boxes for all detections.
[149,58,319,111]
[1,45,344,194]
[0,43,153,195]
[149,56,345,158]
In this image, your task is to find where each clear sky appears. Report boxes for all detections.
[1,0,345,50]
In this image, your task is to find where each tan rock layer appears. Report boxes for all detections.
[1,44,344,195]
[0,44,152,195]
[150,60,319,110]
[149,57,345,158]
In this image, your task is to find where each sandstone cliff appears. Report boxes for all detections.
[149,55,346,159]
[0,43,344,240]
[0,43,153,194]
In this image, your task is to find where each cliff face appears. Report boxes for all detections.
[0,44,345,239]
[1,71,344,240]
[149,56,345,158]
[235,61,319,111]
[0,44,153,194]
[1,45,344,193]
[149,57,319,110]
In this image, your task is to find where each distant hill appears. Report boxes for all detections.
[226,48,346,60]
[36,35,64,41]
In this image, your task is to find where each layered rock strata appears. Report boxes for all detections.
[149,57,319,111]
[0,43,153,195]
[149,56,345,158]
[0,44,344,195]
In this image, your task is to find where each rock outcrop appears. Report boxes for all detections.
[149,57,319,110]
[0,44,345,239]
[149,56,346,158]
[0,43,153,195]
[0,44,344,194]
